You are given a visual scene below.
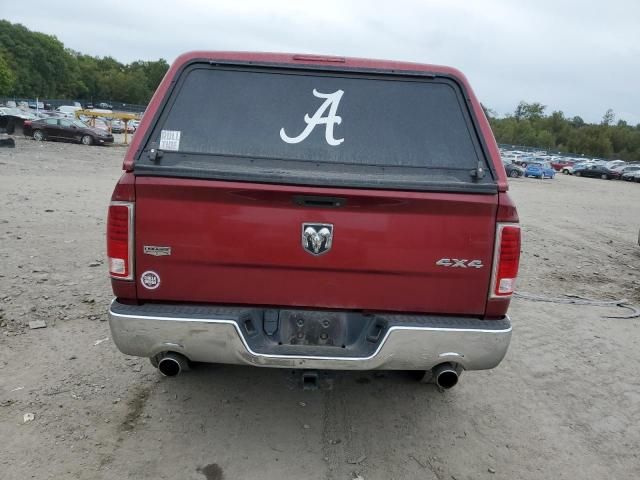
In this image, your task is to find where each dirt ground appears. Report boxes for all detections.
[1,137,639,480]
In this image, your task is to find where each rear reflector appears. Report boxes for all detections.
[490,224,521,297]
[107,202,133,280]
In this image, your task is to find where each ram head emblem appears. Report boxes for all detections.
[302,223,334,255]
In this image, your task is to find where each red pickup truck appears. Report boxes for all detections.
[107,52,520,389]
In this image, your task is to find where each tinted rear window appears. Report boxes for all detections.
[135,64,495,192]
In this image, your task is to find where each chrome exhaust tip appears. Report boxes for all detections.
[157,352,190,377]
[432,362,459,389]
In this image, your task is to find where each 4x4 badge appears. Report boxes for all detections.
[302,223,333,256]
[435,258,484,269]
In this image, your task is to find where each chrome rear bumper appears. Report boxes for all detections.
[108,301,511,371]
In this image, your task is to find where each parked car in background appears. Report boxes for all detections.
[110,119,124,134]
[503,159,524,178]
[23,118,114,145]
[605,160,626,170]
[98,102,113,109]
[563,161,595,175]
[92,119,111,132]
[615,165,640,177]
[29,110,46,119]
[0,107,36,121]
[79,116,111,133]
[550,159,575,171]
[524,162,555,179]
[56,105,82,118]
[0,107,37,134]
[622,170,640,182]
[513,156,536,168]
[573,164,621,180]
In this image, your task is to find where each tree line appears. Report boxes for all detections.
[1,20,638,160]
[486,102,640,161]
[0,20,168,105]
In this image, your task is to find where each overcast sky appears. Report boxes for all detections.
[3,0,639,123]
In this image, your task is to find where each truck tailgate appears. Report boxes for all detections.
[134,177,496,315]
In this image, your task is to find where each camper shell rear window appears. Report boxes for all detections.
[134,62,496,192]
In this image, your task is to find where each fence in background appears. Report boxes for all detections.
[0,97,147,114]
[498,143,595,160]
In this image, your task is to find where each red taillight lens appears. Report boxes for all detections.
[107,202,133,279]
[24,120,32,127]
[491,224,521,297]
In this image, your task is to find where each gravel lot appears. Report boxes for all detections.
[1,138,639,480]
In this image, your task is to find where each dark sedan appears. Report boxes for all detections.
[23,118,114,146]
[572,164,620,180]
[503,160,525,178]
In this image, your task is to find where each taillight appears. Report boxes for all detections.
[107,202,133,280]
[24,120,32,127]
[490,224,521,297]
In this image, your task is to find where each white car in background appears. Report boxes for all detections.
[56,105,82,118]
[615,165,640,177]
[0,107,37,120]
[606,160,626,169]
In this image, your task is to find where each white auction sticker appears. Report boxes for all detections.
[159,130,181,151]
[140,271,161,290]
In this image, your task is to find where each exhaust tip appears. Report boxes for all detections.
[432,363,459,389]
[156,352,189,377]
[436,370,459,389]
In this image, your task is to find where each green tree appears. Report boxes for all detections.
[514,101,546,121]
[601,109,615,126]
[0,51,15,95]
[488,103,640,161]
[571,116,585,128]
[0,20,169,104]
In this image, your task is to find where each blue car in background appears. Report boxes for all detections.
[524,162,555,179]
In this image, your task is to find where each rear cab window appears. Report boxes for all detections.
[134,62,496,192]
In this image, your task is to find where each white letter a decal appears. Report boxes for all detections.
[280,89,344,146]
